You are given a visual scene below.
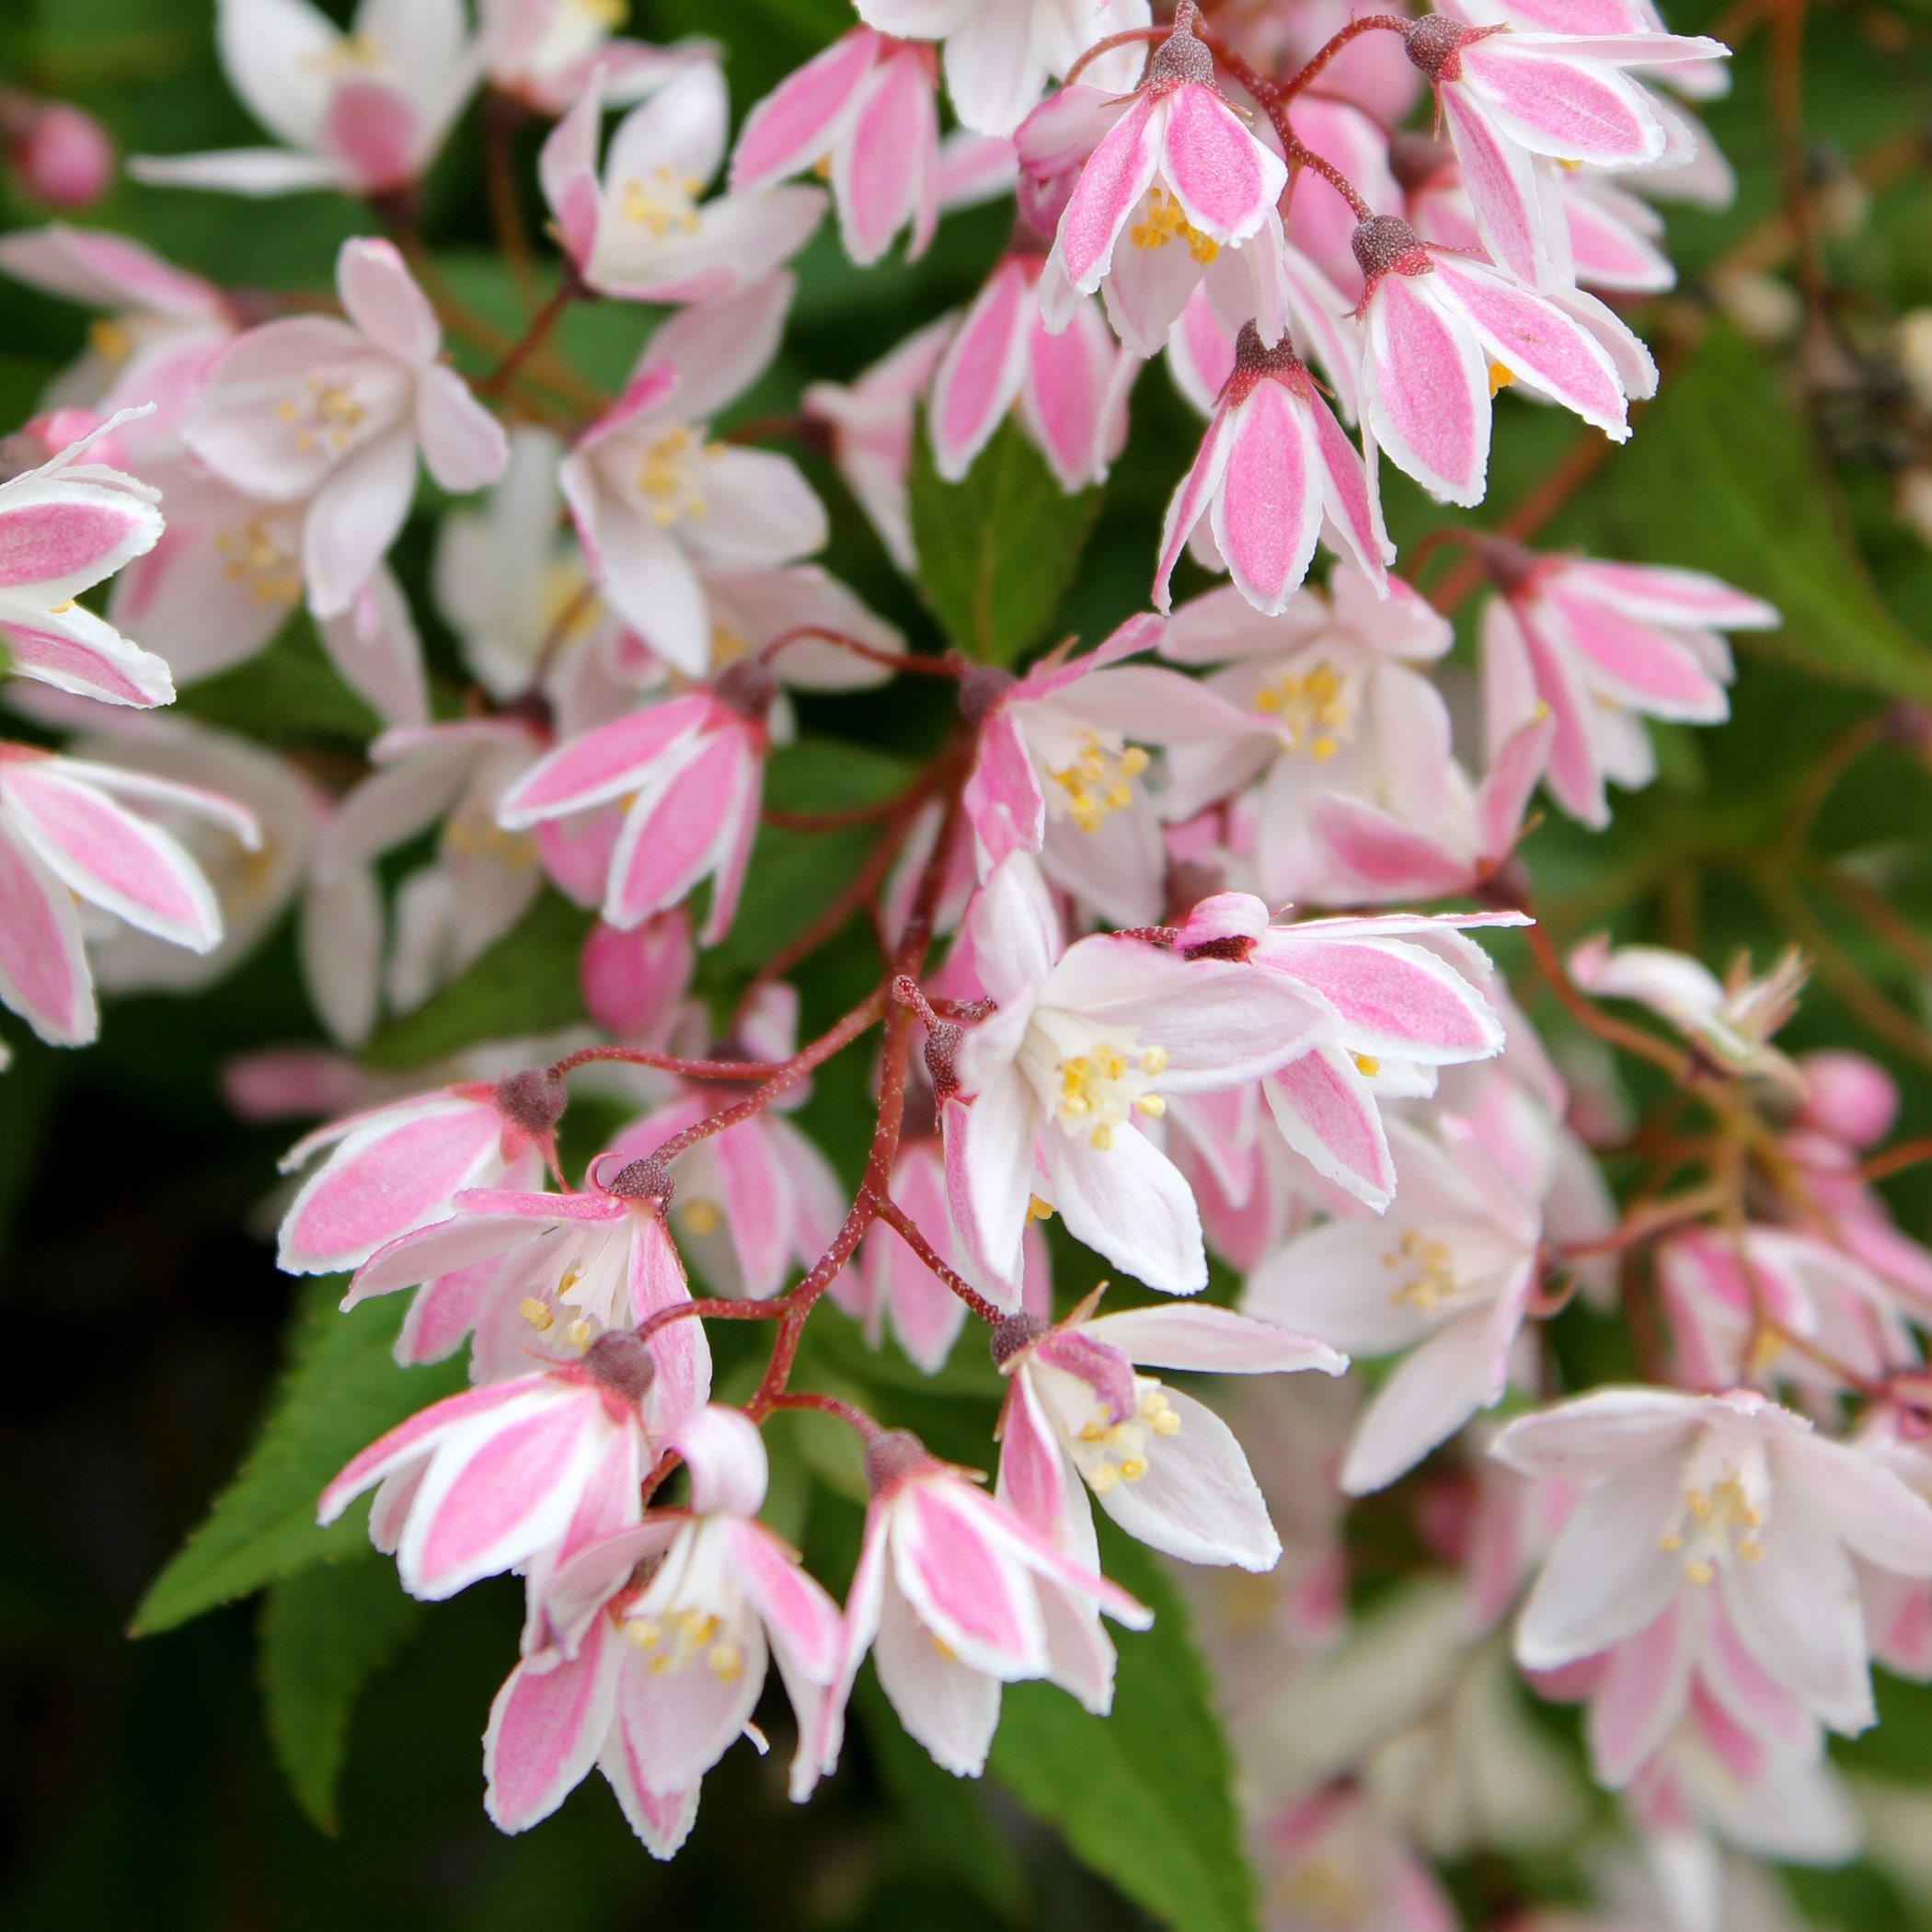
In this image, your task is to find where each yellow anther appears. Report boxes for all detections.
[627,1617,661,1650]
[1118,1456,1148,1481]
[635,422,713,525]
[1028,1195,1055,1222]
[1133,1094,1167,1119]
[1048,732,1151,834]
[1685,1558,1715,1585]
[519,1297,554,1331]
[683,1199,722,1235]
[1089,1122,1115,1151]
[1139,1046,1168,1076]
[1488,360,1515,397]
[1389,1228,1461,1311]
[1658,1531,1684,1552]
[87,317,132,361]
[1087,1461,1121,1493]
[620,163,705,236]
[1128,187,1220,263]
[707,1641,744,1682]
[565,1317,592,1351]
[1352,1054,1380,1076]
[1253,660,1353,757]
[1737,1537,1765,1563]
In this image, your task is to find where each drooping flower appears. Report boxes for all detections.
[1494,1386,1932,1733]
[483,1408,845,1851]
[995,1294,1344,1569]
[1037,6,1292,360]
[1351,213,1650,509]
[1155,324,1389,616]
[1479,545,1777,828]
[131,0,482,199]
[730,31,941,267]
[556,275,826,677]
[276,1070,565,1276]
[852,0,1150,137]
[0,742,258,1047]
[182,236,508,619]
[827,1430,1153,1777]
[943,854,1328,1298]
[538,60,825,303]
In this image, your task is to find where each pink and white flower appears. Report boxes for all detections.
[1480,546,1777,828]
[317,1326,678,1602]
[0,409,174,708]
[479,0,713,115]
[943,854,1328,1297]
[801,317,952,572]
[484,1408,844,1849]
[131,0,482,199]
[182,237,508,619]
[0,742,257,1047]
[1351,213,1649,508]
[539,61,825,303]
[557,276,826,676]
[731,31,941,267]
[1494,1386,1932,1733]
[1155,324,1389,616]
[829,1430,1153,1777]
[928,243,1132,493]
[995,1294,1344,1570]
[852,0,1150,137]
[1399,13,1726,286]
[960,614,1250,925]
[1246,1116,1541,1494]
[276,1072,564,1275]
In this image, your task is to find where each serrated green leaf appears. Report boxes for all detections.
[132,1279,465,1636]
[259,1556,423,1833]
[361,889,593,1070]
[908,416,1103,665]
[1558,324,1932,703]
[989,1524,1257,1932]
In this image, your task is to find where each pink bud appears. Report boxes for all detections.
[580,910,695,1038]
[1796,1049,1899,1148]
[12,100,114,209]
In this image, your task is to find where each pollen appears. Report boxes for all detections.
[519,1297,554,1332]
[280,374,369,456]
[87,317,132,362]
[1055,1038,1167,1149]
[1254,660,1351,759]
[1388,1228,1462,1312]
[1352,1054,1380,1076]
[1129,187,1220,264]
[564,1317,592,1351]
[635,423,717,527]
[1659,1448,1773,1585]
[1047,732,1151,834]
[682,1198,722,1236]
[1487,360,1515,397]
[1028,1195,1055,1222]
[214,518,302,606]
[1069,1375,1179,1496]
[620,163,706,236]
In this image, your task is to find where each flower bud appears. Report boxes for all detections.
[495,1067,568,1137]
[8,99,114,209]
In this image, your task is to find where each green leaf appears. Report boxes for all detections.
[989,1524,1257,1932]
[1558,324,1932,704]
[361,889,594,1070]
[907,416,1103,665]
[176,615,382,744]
[132,1278,466,1636]
[259,1556,423,1833]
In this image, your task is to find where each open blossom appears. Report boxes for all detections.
[960,615,1250,925]
[929,242,1132,494]
[801,317,951,572]
[1399,12,1727,285]
[1171,891,1520,1209]
[0,409,174,708]
[731,31,940,267]
[484,1408,844,1851]
[539,61,825,304]
[1570,937,1807,1087]
[318,1327,678,1603]
[1480,546,1778,827]
[1038,7,1290,359]
[478,0,712,114]
[183,237,508,619]
[854,0,1149,137]
[131,0,481,198]
[1156,326,1389,617]
[276,1070,566,1275]
[943,855,1328,1297]
[1494,1387,1932,1732]
[0,744,257,1047]
[1247,1116,1541,1495]
[1351,213,1650,508]
[996,1296,1344,1570]
[1160,570,1454,903]
[830,1430,1153,1777]
[558,276,826,677]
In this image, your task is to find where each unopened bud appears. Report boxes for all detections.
[958,663,1017,727]
[712,658,780,721]
[1351,213,1431,282]
[8,99,114,209]
[863,1428,933,1493]
[584,1330,657,1405]
[924,1020,963,1100]
[495,1067,568,1137]
[991,1311,1049,1368]
[1148,0,1215,87]
[606,1156,674,1207]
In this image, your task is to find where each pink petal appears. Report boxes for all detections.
[0,608,174,708]
[0,823,91,1044]
[1457,44,1662,168]
[484,1623,619,1832]
[1153,406,1234,610]
[1210,380,1322,615]
[317,1377,544,1523]
[605,728,748,929]
[894,1484,1044,1673]
[320,78,420,193]
[416,364,510,492]
[1021,299,1118,491]
[834,50,935,266]
[963,705,1046,866]
[1439,87,1552,286]
[714,1113,798,1300]
[1363,273,1489,506]
[498,697,709,825]
[730,30,879,189]
[1588,1603,1691,1787]
[1306,386,1387,586]
[929,258,1030,481]
[336,236,438,365]
[1054,93,1162,293]
[1082,1303,1345,1376]
[1311,792,1469,899]
[1262,934,1501,1059]
[1264,1043,1396,1208]
[998,1373,1075,1537]
[0,486,161,597]
[302,429,417,620]
[1159,85,1286,243]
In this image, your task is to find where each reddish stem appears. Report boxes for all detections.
[1063,24,1165,86]
[1523,919,1688,1079]
[478,278,574,398]
[767,1389,883,1440]
[546,1042,786,1080]
[874,1195,1005,1325]
[757,625,963,679]
[633,1296,782,1345]
[1276,15,1412,100]
[1863,1136,1932,1183]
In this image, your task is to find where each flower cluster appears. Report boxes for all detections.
[19,0,1932,1925]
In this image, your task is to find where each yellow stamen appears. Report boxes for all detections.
[1128,186,1220,263]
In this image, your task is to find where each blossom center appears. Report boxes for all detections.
[1253,660,1351,759]
[1071,1374,1181,1493]
[635,424,717,526]
[621,163,705,236]
[1129,187,1219,264]
[1658,1439,1771,1583]
[277,373,374,457]
[1047,731,1151,833]
[624,1604,744,1681]
[1384,1229,1471,1313]
[1026,1010,1168,1151]
[214,516,302,606]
